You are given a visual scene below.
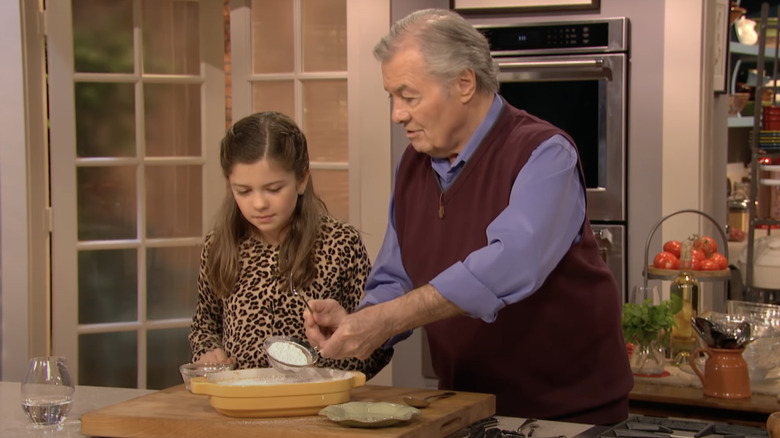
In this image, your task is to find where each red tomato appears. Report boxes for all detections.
[692,258,702,270]
[662,240,681,258]
[653,251,679,269]
[691,249,706,264]
[729,228,746,242]
[709,252,728,270]
[694,235,718,258]
[700,259,720,271]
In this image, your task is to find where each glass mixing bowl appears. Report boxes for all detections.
[726,300,780,381]
[179,362,235,391]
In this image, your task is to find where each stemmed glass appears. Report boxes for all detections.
[20,356,75,427]
[630,285,661,305]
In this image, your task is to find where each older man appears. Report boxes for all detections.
[304,8,633,424]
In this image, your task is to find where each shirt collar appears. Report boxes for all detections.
[431,95,504,181]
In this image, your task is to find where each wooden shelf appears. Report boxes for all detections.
[728,116,755,128]
[646,266,730,281]
[752,218,780,227]
[730,41,780,58]
[630,379,780,428]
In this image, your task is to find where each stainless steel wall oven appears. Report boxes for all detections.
[475,17,630,296]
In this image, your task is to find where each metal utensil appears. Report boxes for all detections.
[402,391,456,408]
[693,315,753,349]
[730,320,752,349]
[691,317,716,347]
[263,335,318,373]
[448,417,499,438]
[289,272,313,314]
[516,418,538,434]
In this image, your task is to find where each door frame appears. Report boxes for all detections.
[0,0,49,381]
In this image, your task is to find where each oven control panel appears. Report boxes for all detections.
[481,22,608,50]
[476,17,627,55]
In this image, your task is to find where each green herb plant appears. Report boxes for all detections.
[622,297,677,347]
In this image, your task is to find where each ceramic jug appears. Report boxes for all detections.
[689,347,751,399]
[768,411,780,438]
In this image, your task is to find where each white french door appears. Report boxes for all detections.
[46,0,225,388]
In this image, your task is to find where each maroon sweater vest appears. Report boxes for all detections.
[394,103,633,424]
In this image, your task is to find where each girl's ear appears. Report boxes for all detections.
[297,169,311,195]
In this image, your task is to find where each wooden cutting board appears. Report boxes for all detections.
[81,384,495,438]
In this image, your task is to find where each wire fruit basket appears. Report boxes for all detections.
[642,209,730,287]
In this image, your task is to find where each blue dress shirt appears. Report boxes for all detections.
[362,95,586,325]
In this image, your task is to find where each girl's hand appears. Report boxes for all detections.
[196,348,236,365]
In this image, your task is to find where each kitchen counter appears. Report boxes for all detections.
[1,380,154,437]
[1,380,594,437]
[492,417,593,437]
[628,364,780,428]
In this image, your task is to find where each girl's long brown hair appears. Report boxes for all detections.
[207,111,326,298]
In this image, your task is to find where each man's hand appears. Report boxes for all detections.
[303,298,347,347]
[304,284,463,360]
[304,299,393,360]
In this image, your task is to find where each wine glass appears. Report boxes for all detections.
[630,285,661,305]
[20,356,75,427]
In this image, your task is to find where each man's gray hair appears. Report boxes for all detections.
[373,8,499,95]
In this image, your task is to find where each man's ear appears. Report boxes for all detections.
[457,68,478,103]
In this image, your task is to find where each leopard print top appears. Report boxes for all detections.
[188,215,392,380]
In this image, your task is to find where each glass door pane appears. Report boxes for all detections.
[302,79,348,162]
[145,166,203,238]
[142,1,200,75]
[146,247,200,320]
[79,332,138,388]
[78,249,138,324]
[77,166,137,240]
[72,0,134,74]
[147,327,192,389]
[144,84,202,157]
[251,0,294,73]
[75,83,136,157]
[302,0,346,71]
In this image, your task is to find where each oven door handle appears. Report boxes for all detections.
[498,59,605,69]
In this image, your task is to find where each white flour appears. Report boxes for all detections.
[267,341,309,365]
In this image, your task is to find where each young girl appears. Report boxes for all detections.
[188,111,392,379]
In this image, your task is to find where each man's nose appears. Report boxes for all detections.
[391,104,409,124]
